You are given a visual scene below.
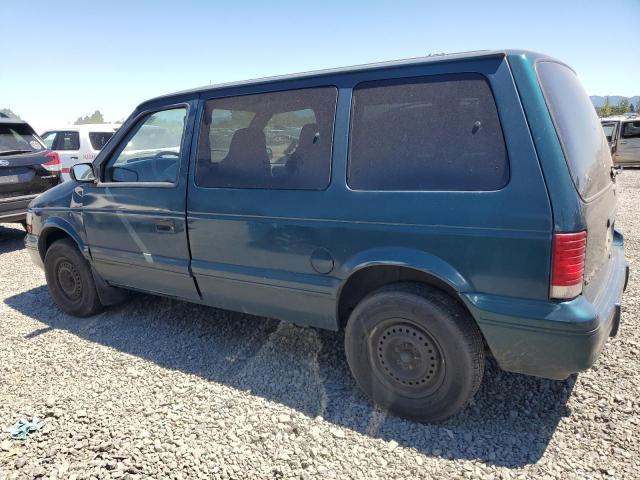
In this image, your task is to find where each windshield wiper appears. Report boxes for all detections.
[0,149,32,156]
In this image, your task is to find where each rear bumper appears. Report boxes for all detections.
[463,242,627,380]
[0,194,38,222]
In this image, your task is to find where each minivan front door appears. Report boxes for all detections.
[81,103,200,300]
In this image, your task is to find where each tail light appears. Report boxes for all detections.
[550,231,587,299]
[43,152,61,172]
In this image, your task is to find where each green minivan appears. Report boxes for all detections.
[25,50,628,421]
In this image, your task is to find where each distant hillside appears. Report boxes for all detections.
[591,96,640,108]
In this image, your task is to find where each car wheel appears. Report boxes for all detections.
[44,238,103,317]
[345,283,484,422]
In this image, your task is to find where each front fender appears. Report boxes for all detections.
[38,214,88,261]
[339,246,471,293]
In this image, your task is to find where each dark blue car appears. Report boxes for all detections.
[25,50,628,422]
[0,115,60,225]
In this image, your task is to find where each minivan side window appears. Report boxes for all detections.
[622,121,640,139]
[348,74,509,191]
[196,87,337,190]
[105,107,186,183]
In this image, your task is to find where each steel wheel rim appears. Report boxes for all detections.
[56,260,82,301]
[369,319,445,398]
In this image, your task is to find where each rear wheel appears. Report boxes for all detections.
[345,283,484,422]
[44,238,103,317]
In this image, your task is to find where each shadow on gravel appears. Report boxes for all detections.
[0,224,26,254]
[6,286,575,468]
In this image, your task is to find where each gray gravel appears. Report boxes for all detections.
[1,172,640,479]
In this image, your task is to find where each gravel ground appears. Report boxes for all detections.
[1,172,639,480]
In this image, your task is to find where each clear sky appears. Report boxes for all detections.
[2,0,639,133]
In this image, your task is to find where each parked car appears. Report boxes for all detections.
[25,50,628,422]
[40,124,118,181]
[601,115,640,166]
[0,114,60,227]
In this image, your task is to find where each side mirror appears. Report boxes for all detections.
[70,163,96,183]
[110,166,139,182]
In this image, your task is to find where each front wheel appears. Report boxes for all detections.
[345,283,484,422]
[44,238,103,317]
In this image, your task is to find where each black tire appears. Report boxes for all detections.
[44,238,103,317]
[345,283,484,422]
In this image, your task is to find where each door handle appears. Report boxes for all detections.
[70,156,79,160]
[155,220,176,233]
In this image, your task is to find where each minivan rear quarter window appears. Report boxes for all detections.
[537,61,613,200]
[348,74,509,191]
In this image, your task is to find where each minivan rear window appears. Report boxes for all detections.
[537,61,612,200]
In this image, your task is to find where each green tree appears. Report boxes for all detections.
[74,110,105,125]
[597,97,613,117]
[0,108,20,119]
[630,103,636,113]
[615,98,630,115]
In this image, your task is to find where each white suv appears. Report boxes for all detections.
[41,124,118,180]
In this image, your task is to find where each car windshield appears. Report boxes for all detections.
[0,123,45,155]
[601,122,617,142]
